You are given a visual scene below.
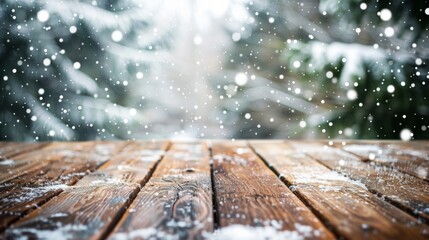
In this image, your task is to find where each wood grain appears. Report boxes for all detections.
[109,142,213,240]
[0,142,49,159]
[3,141,169,240]
[291,141,429,221]
[1,140,428,239]
[406,141,429,152]
[0,141,125,231]
[0,142,50,179]
[251,141,429,239]
[211,141,335,239]
[0,141,116,184]
[336,141,429,180]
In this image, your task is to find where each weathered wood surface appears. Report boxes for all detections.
[3,141,169,240]
[211,141,335,239]
[0,140,428,240]
[251,141,429,239]
[0,142,126,232]
[0,142,53,184]
[340,142,429,180]
[0,142,49,159]
[292,141,429,221]
[110,142,213,240]
[0,142,117,184]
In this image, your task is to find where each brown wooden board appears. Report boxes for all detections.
[0,142,50,176]
[0,142,124,189]
[251,141,429,239]
[0,142,49,159]
[0,141,117,184]
[0,142,13,148]
[332,142,429,181]
[109,142,213,240]
[210,141,335,239]
[0,141,126,231]
[291,141,429,222]
[3,141,169,240]
[387,141,429,153]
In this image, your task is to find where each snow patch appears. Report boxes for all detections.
[0,159,15,166]
[138,150,166,156]
[139,156,162,162]
[344,144,429,161]
[416,167,428,179]
[90,177,127,186]
[111,224,320,240]
[172,152,204,161]
[343,144,383,154]
[95,144,115,155]
[204,224,318,240]
[123,150,166,162]
[50,212,69,218]
[9,224,87,240]
[318,185,343,192]
[110,228,177,240]
[1,183,69,204]
[212,154,248,165]
[292,170,367,191]
[60,172,87,180]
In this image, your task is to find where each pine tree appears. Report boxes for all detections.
[0,0,167,141]
[222,0,429,139]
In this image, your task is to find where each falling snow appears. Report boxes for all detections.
[0,0,427,141]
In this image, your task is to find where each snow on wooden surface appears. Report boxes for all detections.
[0,140,428,240]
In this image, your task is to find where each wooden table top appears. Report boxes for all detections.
[0,140,428,239]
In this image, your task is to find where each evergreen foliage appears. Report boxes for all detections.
[224,0,429,139]
[0,0,165,140]
[1,0,428,140]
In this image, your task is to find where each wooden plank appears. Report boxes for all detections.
[388,141,429,153]
[251,141,429,239]
[333,141,429,180]
[0,142,114,184]
[0,141,121,186]
[109,142,213,240]
[0,142,13,148]
[0,142,50,174]
[211,141,335,239]
[385,142,429,163]
[329,140,429,156]
[3,141,169,240]
[0,141,113,184]
[0,141,126,231]
[0,142,49,159]
[291,141,429,221]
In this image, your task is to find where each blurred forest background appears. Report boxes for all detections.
[0,0,428,141]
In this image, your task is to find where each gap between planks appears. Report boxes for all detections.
[99,141,173,240]
[249,141,429,239]
[208,141,221,231]
[2,140,428,240]
[0,142,128,232]
[2,141,170,239]
[293,141,429,222]
[210,140,335,239]
[246,141,341,239]
[108,141,213,239]
[338,142,429,182]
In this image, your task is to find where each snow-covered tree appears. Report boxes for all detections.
[0,0,168,140]
[222,0,429,139]
[2,0,428,141]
